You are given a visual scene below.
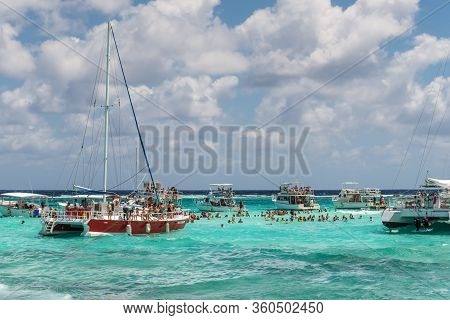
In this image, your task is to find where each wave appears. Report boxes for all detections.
[236,195,273,198]
[0,283,72,300]
[181,194,273,199]
[180,195,206,199]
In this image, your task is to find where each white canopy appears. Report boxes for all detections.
[0,192,48,198]
[57,194,105,199]
[281,182,300,186]
[424,178,450,189]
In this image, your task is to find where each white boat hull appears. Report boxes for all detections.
[273,201,320,211]
[196,204,241,212]
[382,207,450,229]
[333,201,369,210]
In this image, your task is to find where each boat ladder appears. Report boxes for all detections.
[44,221,55,234]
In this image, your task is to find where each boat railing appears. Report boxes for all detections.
[41,209,92,221]
[41,208,188,222]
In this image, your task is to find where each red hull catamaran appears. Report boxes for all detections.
[40,22,189,236]
[41,211,188,236]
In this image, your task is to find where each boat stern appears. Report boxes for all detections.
[40,218,88,237]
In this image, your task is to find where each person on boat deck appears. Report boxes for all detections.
[433,193,438,209]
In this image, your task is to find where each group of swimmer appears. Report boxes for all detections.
[263,210,374,223]
[191,208,376,226]
[192,210,251,224]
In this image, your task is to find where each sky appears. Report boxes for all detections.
[1,0,450,190]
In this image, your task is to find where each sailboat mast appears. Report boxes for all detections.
[102,21,111,202]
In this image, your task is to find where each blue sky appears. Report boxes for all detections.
[1,0,450,190]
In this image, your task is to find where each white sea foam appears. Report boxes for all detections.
[238,195,272,198]
[0,283,72,300]
[335,209,382,215]
[180,195,205,199]
[182,194,273,199]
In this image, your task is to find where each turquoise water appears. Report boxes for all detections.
[0,195,449,300]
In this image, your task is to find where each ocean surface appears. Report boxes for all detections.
[0,191,449,300]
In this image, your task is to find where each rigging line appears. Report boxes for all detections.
[110,50,123,185]
[137,171,147,191]
[172,170,197,189]
[55,139,75,190]
[109,167,147,190]
[126,170,149,196]
[0,0,192,129]
[422,49,450,170]
[87,116,104,188]
[88,70,105,185]
[108,116,120,189]
[415,55,449,186]
[392,51,450,188]
[84,58,105,188]
[82,42,105,186]
[257,1,450,129]
[80,82,99,187]
[257,172,280,189]
[111,26,160,202]
[392,93,429,188]
[68,43,105,188]
[65,148,83,191]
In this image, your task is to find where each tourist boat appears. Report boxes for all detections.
[39,22,189,236]
[382,178,450,229]
[0,192,48,217]
[127,181,182,206]
[272,183,320,211]
[332,182,386,210]
[195,184,243,212]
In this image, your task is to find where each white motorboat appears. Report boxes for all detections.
[272,183,320,211]
[332,182,386,210]
[195,184,243,212]
[382,178,450,229]
[0,192,48,217]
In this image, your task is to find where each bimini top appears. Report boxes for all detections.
[341,181,359,187]
[281,182,300,187]
[424,178,450,189]
[0,192,48,198]
[57,194,105,199]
